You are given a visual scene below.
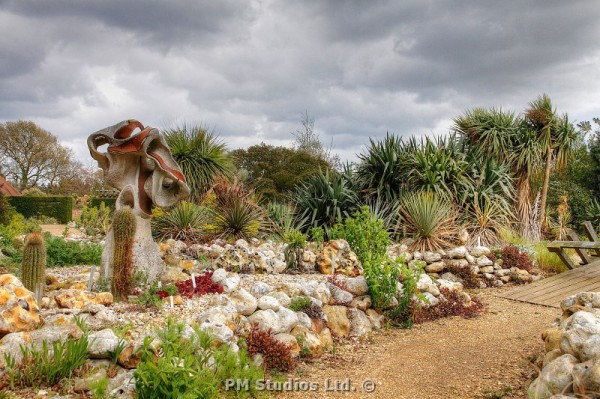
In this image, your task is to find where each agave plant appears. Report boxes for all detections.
[163,123,232,201]
[152,201,209,242]
[293,169,359,235]
[464,193,512,247]
[398,191,458,252]
[207,178,266,241]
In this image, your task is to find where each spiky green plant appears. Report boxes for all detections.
[283,229,307,270]
[164,124,232,201]
[399,191,458,252]
[22,232,46,295]
[293,169,359,235]
[152,201,208,242]
[112,207,136,302]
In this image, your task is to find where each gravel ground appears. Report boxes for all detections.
[276,288,557,399]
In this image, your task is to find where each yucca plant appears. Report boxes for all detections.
[464,194,512,247]
[398,191,458,252]
[152,201,208,242]
[293,169,359,235]
[265,202,304,240]
[163,124,232,201]
[207,178,265,241]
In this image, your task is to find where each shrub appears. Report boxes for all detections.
[135,281,163,308]
[413,288,485,323]
[501,245,534,272]
[330,206,399,309]
[89,197,117,210]
[3,318,90,389]
[207,178,265,241]
[309,226,324,246]
[134,319,264,399]
[245,323,296,372]
[398,191,458,252]
[44,236,102,267]
[8,196,73,223]
[22,232,46,295]
[386,261,422,328]
[0,191,15,225]
[294,169,359,235]
[0,214,41,246]
[152,201,209,242]
[289,295,312,312]
[283,229,306,270]
[265,202,303,240]
[76,203,111,236]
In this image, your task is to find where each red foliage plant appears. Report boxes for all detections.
[245,323,297,372]
[157,271,224,299]
[413,288,485,324]
[501,245,534,272]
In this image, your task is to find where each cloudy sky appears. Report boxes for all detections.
[1,0,599,165]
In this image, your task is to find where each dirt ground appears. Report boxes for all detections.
[40,224,79,237]
[276,288,557,399]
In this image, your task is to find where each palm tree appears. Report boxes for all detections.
[453,108,542,237]
[524,94,576,233]
[163,123,232,202]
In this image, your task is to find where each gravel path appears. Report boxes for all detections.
[277,288,557,399]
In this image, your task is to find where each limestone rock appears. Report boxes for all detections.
[291,325,324,357]
[88,328,121,359]
[323,305,350,338]
[528,354,578,399]
[257,295,281,311]
[327,282,353,305]
[447,246,468,259]
[276,307,299,333]
[273,333,301,358]
[471,246,491,257]
[476,256,494,267]
[296,311,312,329]
[311,284,332,304]
[446,259,470,268]
[423,251,442,263]
[542,328,563,353]
[199,322,234,343]
[316,240,363,276]
[560,311,600,361]
[0,274,41,336]
[248,309,281,333]
[159,267,189,284]
[221,275,241,293]
[249,281,273,298]
[425,261,445,274]
[228,288,258,316]
[366,309,384,330]
[53,289,113,309]
[350,295,372,311]
[269,291,291,308]
[572,358,600,396]
[211,268,228,283]
[197,305,237,329]
[344,276,369,296]
[348,308,372,337]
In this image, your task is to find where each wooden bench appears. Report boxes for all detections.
[547,221,600,269]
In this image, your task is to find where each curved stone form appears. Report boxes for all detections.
[88,120,190,282]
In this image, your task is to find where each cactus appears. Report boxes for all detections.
[111,206,136,301]
[22,232,46,296]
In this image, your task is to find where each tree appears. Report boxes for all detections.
[291,111,341,169]
[231,143,330,202]
[579,118,600,196]
[0,121,74,190]
[163,123,232,202]
[524,94,576,232]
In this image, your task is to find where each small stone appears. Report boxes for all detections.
[257,295,281,311]
[480,266,494,274]
[88,329,120,359]
[211,268,227,283]
[221,275,241,293]
[423,252,442,263]
[471,246,491,257]
[344,276,369,296]
[425,261,445,274]
[349,295,372,311]
[447,246,468,259]
[476,256,493,267]
[249,281,273,298]
[227,288,257,316]
[53,289,113,309]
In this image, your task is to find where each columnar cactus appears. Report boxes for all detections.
[22,232,46,295]
[111,207,136,301]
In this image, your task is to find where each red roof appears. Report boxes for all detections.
[0,175,20,196]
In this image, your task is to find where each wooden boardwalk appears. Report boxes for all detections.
[499,263,600,308]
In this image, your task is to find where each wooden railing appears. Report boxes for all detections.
[547,222,600,270]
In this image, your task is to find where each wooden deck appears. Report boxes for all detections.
[498,263,600,308]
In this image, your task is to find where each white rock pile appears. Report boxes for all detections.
[529,292,600,399]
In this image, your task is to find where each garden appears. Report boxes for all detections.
[0,96,599,398]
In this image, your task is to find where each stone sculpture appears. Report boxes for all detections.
[88,120,190,282]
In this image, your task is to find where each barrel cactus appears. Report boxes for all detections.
[111,207,136,301]
[22,232,47,296]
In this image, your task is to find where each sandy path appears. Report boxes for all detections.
[276,288,557,399]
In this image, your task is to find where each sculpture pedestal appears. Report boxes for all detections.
[100,216,164,284]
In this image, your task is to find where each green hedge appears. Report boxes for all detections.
[8,196,73,223]
[90,197,117,210]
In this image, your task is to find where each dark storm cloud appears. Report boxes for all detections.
[0,0,599,162]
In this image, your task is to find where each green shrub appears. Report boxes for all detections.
[283,229,307,270]
[309,226,324,246]
[265,202,302,240]
[289,295,312,312]
[135,281,164,308]
[330,206,399,309]
[398,191,458,252]
[0,214,41,246]
[76,203,111,236]
[89,197,117,210]
[152,201,208,242]
[44,236,102,267]
[294,169,359,235]
[0,191,15,225]
[3,318,90,389]
[386,261,423,328]
[8,196,73,223]
[134,319,264,399]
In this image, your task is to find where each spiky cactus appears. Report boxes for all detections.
[111,207,136,302]
[22,232,46,296]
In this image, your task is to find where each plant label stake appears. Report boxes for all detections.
[191,273,196,289]
[169,295,174,309]
[88,265,96,291]
[35,282,43,304]
[157,281,162,289]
